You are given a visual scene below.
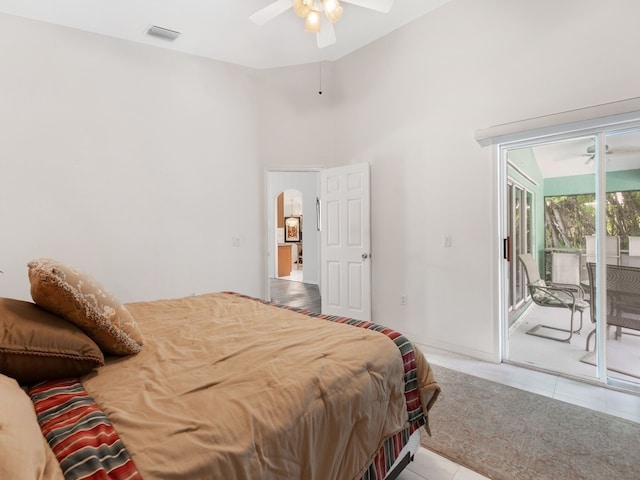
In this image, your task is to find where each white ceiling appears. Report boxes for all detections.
[0,0,451,69]
[518,130,640,179]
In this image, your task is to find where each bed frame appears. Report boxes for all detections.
[384,430,421,480]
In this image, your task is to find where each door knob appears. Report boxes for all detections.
[362,253,369,259]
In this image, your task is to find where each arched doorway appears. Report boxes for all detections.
[266,170,321,313]
[275,189,303,282]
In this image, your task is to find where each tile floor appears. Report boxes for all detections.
[509,302,640,387]
[397,447,488,480]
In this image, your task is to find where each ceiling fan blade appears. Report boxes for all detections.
[249,0,294,25]
[608,146,640,154]
[341,0,394,13]
[317,18,336,48]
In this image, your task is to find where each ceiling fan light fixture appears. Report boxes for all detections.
[323,0,343,23]
[250,0,395,48]
[293,0,312,18]
[304,9,321,33]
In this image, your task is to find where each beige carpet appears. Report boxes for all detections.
[421,364,640,480]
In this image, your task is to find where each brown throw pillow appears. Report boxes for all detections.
[28,258,144,355]
[0,297,104,384]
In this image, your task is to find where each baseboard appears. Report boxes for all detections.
[414,340,500,364]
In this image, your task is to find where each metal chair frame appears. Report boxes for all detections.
[519,253,587,343]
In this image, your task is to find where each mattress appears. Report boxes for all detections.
[32,292,440,479]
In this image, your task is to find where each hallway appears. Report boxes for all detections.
[269,278,321,313]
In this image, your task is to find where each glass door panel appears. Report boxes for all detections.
[526,191,533,254]
[505,135,599,380]
[600,128,640,387]
[506,181,530,318]
[507,183,514,310]
[513,185,524,307]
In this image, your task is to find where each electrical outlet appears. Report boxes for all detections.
[400,295,407,305]
[443,235,452,248]
[232,236,240,247]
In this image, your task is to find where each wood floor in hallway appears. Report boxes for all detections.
[269,278,321,313]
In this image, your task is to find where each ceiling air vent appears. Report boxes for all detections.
[146,25,181,41]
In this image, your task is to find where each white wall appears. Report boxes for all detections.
[257,0,640,361]
[0,13,264,302]
[5,0,640,363]
[255,61,340,169]
[330,0,640,360]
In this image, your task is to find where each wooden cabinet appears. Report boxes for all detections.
[278,244,292,277]
[277,193,284,228]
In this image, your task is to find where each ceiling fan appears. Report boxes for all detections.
[581,144,640,163]
[582,144,612,163]
[249,0,394,48]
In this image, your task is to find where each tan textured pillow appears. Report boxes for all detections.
[0,373,65,480]
[28,258,144,355]
[0,297,104,384]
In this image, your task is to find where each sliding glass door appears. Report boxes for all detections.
[504,134,600,381]
[600,128,640,388]
[503,127,640,390]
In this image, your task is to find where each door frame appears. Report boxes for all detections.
[264,168,321,303]
[497,122,640,388]
[477,97,640,386]
[264,164,373,321]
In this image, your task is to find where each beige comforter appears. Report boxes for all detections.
[81,293,439,480]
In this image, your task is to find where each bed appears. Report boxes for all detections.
[0,259,440,480]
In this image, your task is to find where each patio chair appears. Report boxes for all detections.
[519,253,588,342]
[585,262,640,351]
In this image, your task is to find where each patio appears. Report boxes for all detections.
[509,302,640,385]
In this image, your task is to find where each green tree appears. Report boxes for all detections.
[545,191,640,250]
[545,194,595,249]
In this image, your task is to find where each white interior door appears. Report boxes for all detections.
[320,163,371,320]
